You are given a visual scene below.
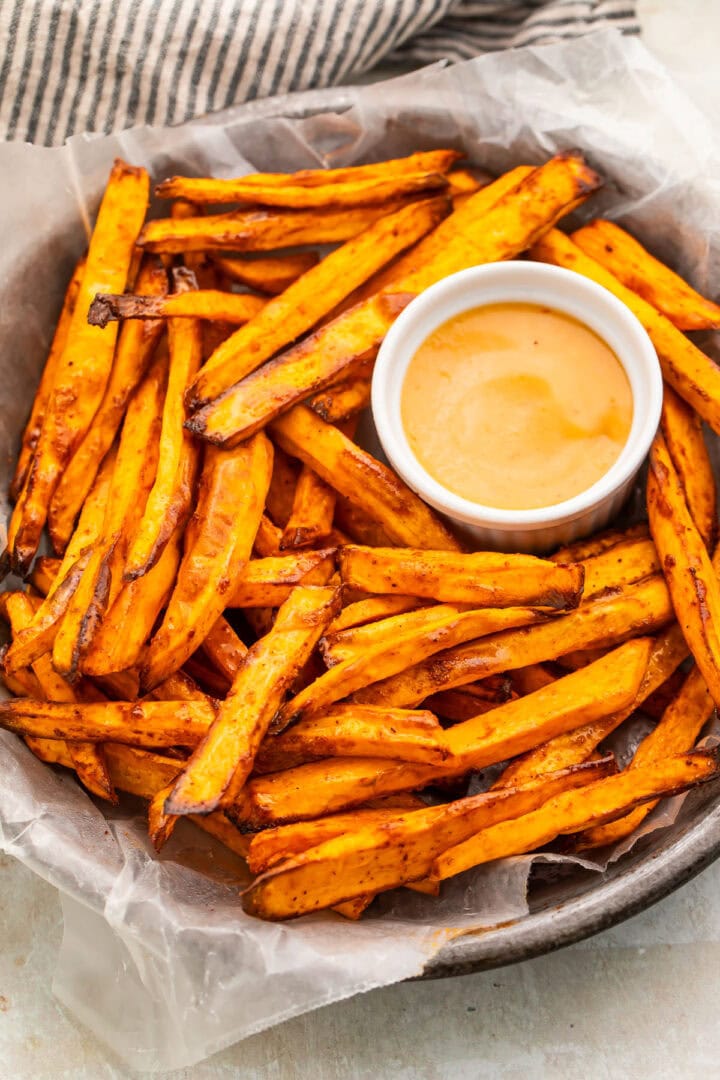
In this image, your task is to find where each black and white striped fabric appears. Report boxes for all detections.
[0,0,638,146]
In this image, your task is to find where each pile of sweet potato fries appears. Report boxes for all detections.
[2,149,720,921]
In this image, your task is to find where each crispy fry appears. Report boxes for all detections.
[271,406,461,550]
[157,171,450,208]
[254,514,283,557]
[332,494,396,547]
[280,466,336,550]
[421,680,513,722]
[199,616,249,682]
[307,372,372,424]
[338,546,584,609]
[320,604,464,667]
[164,585,341,815]
[89,289,266,327]
[281,605,550,726]
[580,537,660,599]
[8,160,150,575]
[255,704,446,773]
[571,219,720,331]
[648,432,720,706]
[0,698,214,747]
[139,202,410,255]
[212,252,319,294]
[551,522,650,564]
[186,196,449,409]
[660,384,717,549]
[227,549,337,607]
[431,750,720,881]
[124,271,202,580]
[10,256,86,502]
[188,154,600,444]
[354,575,672,708]
[242,758,616,918]
[265,444,299,528]
[326,595,426,635]
[142,432,273,689]
[576,663,715,850]
[530,229,720,435]
[511,664,557,696]
[47,262,167,553]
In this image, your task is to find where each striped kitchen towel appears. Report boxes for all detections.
[0,0,638,146]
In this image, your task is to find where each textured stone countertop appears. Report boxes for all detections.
[2,2,720,1076]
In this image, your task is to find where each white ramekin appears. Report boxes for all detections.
[372,261,663,554]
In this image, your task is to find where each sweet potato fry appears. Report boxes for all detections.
[332,495,396,548]
[139,202,410,255]
[27,557,60,596]
[338,546,584,609]
[10,256,86,502]
[307,373,372,424]
[571,219,720,331]
[271,406,461,550]
[648,432,720,706]
[580,537,660,599]
[281,605,550,727]
[530,229,720,435]
[124,272,203,580]
[660,385,717,549]
[326,595,426,635]
[242,758,615,919]
[212,252,319,294]
[246,794,428,874]
[354,575,672,708]
[164,585,340,815]
[186,196,449,409]
[431,750,720,882]
[141,432,273,689]
[511,664,557,696]
[7,160,150,575]
[280,466,336,550]
[421,680,513,722]
[199,616,249,682]
[47,262,167,553]
[157,150,462,199]
[88,289,266,327]
[320,604,464,667]
[156,171,449,209]
[227,549,337,607]
[253,514,283,557]
[576,663,715,850]
[0,698,214,747]
[255,704,446,773]
[551,522,650,564]
[265,444,299,528]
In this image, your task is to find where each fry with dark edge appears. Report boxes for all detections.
[142,432,273,689]
[226,549,337,607]
[551,522,650,564]
[88,289,266,327]
[660,385,717,549]
[571,218,720,331]
[0,698,215,747]
[280,466,337,550]
[164,585,341,816]
[7,159,150,576]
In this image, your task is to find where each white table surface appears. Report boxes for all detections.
[3,3,720,1076]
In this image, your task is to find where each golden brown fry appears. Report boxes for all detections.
[242,758,616,919]
[282,605,549,726]
[577,663,715,850]
[8,160,150,575]
[186,196,449,409]
[271,406,461,550]
[0,698,214,747]
[199,615,248,682]
[189,154,600,444]
[212,252,319,295]
[354,575,672,708]
[280,466,336,550]
[10,256,86,502]
[530,229,720,436]
[580,538,660,599]
[326,595,426,635]
[124,272,202,580]
[660,384,717,549]
[142,432,273,689]
[164,585,341,815]
[551,522,650,564]
[320,604,462,667]
[648,432,720,706]
[88,289,266,327]
[571,219,720,331]
[307,373,371,424]
[265,444,299,528]
[332,494,396,548]
[338,545,584,609]
[254,514,283,557]
[255,704,445,773]
[227,549,337,607]
[511,664,557,696]
[421,680,513,722]
[432,750,720,882]
[47,262,167,554]
[139,202,409,255]
[27,556,60,596]
[156,171,449,208]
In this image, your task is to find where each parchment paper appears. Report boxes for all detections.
[2,29,720,1072]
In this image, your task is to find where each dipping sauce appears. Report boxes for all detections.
[401,302,633,511]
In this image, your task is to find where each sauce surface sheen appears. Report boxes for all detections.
[401,302,633,511]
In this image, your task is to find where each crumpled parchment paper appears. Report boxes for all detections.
[2,29,720,1073]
